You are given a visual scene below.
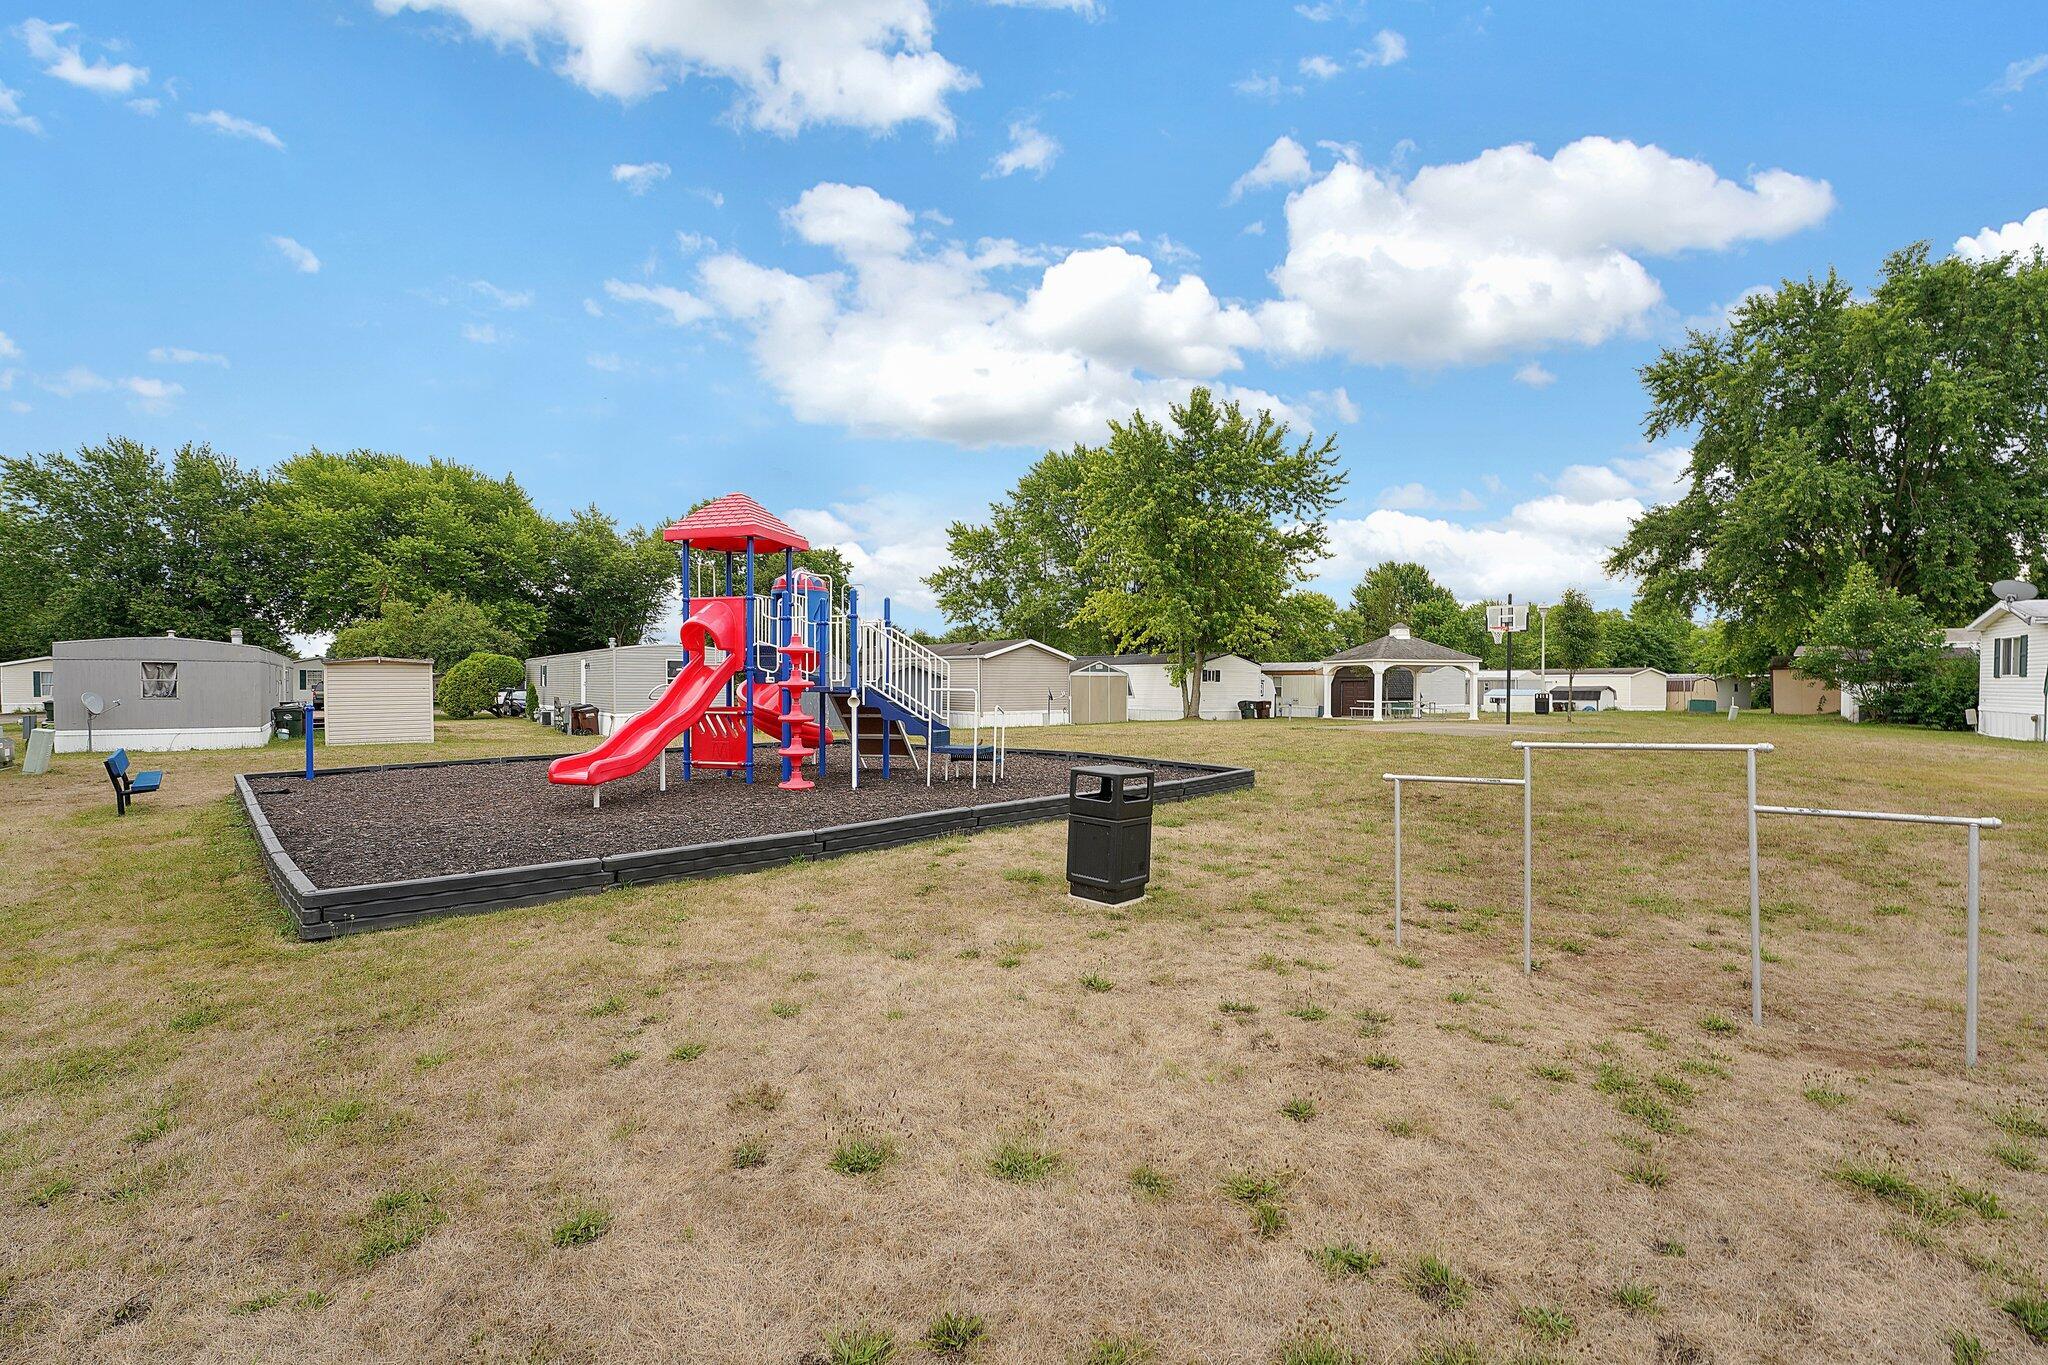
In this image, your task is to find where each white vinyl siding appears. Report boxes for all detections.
[525,644,690,732]
[323,659,435,746]
[1977,617,2047,741]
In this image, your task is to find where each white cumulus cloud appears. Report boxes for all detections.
[611,161,671,194]
[1955,207,2048,263]
[987,117,1059,178]
[16,18,147,95]
[189,109,284,149]
[1299,55,1342,80]
[692,180,1285,447]
[1991,53,2048,96]
[1257,136,1834,366]
[1228,135,1313,202]
[1513,361,1555,388]
[1,80,43,135]
[38,365,112,397]
[268,235,321,273]
[122,375,183,406]
[1356,29,1407,67]
[374,0,977,135]
[470,279,533,308]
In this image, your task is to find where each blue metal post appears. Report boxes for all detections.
[679,540,692,783]
[880,596,892,778]
[303,701,314,779]
[743,538,755,784]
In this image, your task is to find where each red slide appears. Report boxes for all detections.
[547,598,748,788]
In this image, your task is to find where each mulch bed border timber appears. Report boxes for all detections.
[234,748,1256,940]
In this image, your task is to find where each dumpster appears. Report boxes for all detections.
[271,704,307,739]
[569,704,601,735]
[1067,763,1154,905]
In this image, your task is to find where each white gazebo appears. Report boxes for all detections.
[1316,625,1482,720]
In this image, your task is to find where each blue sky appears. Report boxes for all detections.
[3,2,2045,630]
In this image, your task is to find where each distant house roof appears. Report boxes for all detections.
[661,492,810,554]
[1324,634,1479,665]
[1069,652,1254,672]
[929,639,1075,662]
[1962,599,2048,633]
[323,656,433,667]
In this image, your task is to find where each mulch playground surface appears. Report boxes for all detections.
[252,748,1209,888]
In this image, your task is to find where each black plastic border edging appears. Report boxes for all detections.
[234,747,1254,940]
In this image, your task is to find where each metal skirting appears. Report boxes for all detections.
[236,750,1255,940]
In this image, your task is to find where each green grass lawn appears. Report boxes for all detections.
[2,710,2044,1361]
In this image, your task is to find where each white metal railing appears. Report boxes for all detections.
[859,619,950,726]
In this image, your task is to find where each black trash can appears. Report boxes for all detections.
[1237,699,1258,719]
[271,703,306,738]
[1067,763,1154,905]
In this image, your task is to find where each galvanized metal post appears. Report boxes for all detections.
[303,700,314,780]
[1967,821,1980,1068]
[880,597,892,780]
[1747,747,1762,1025]
[1392,777,1403,947]
[1521,743,1533,974]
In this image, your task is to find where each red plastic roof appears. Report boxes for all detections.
[662,492,811,554]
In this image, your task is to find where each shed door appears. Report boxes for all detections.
[1332,669,1374,716]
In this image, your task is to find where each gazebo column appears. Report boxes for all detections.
[1467,664,1480,719]
[1320,664,1334,719]
[1371,662,1388,721]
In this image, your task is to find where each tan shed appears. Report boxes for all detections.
[1069,663,1130,724]
[323,657,436,746]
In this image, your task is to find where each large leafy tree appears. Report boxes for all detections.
[330,593,522,673]
[530,507,677,656]
[0,438,290,655]
[1075,388,1344,717]
[258,449,554,643]
[1348,561,1457,641]
[1599,604,1699,672]
[1610,245,2048,670]
[926,448,1111,654]
[1263,590,1347,660]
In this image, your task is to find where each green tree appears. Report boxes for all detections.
[331,593,521,673]
[1263,590,1346,660]
[1074,389,1344,717]
[926,449,1110,653]
[1610,246,2048,671]
[437,650,526,719]
[1547,588,1602,720]
[1348,562,1457,641]
[1600,604,1698,672]
[531,507,676,656]
[0,438,290,655]
[258,449,553,642]
[1795,563,1947,720]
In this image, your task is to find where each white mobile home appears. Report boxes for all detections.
[1421,667,1669,713]
[1072,653,1269,720]
[0,656,55,715]
[1961,599,2047,742]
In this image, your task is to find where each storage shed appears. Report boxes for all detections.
[322,657,435,746]
[51,634,291,753]
[928,639,1077,726]
[1068,662,1131,724]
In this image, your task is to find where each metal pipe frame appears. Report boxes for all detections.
[1381,772,1528,955]
[1755,802,2000,1067]
[1513,739,1774,1012]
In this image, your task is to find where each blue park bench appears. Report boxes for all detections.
[103,748,163,815]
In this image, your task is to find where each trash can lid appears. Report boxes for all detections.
[1073,763,1152,778]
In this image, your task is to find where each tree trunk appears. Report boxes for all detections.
[1566,669,1575,722]
[1182,644,1203,719]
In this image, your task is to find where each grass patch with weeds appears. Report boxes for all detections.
[1281,1097,1318,1123]
[921,1309,985,1356]
[2004,1291,2048,1345]
[1830,1160,1955,1223]
[1276,1336,1355,1365]
[550,1203,612,1248]
[1804,1085,1853,1110]
[987,1139,1063,1184]
[667,1040,707,1062]
[1992,1140,2037,1172]
[822,1325,896,1364]
[1613,1282,1659,1314]
[1310,1241,1383,1278]
[1517,1304,1577,1344]
[1079,973,1114,993]
[1080,1337,1153,1365]
[1128,1164,1173,1199]
[730,1136,768,1170]
[830,1135,896,1177]
[1408,1255,1472,1310]
[355,1190,445,1266]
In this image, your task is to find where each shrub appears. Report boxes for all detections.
[437,651,525,719]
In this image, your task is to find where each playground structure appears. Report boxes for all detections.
[546,493,1004,804]
[1384,739,2002,1069]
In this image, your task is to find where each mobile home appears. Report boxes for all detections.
[50,634,292,753]
[1072,652,1269,720]
[1960,599,2048,742]
[928,639,1076,726]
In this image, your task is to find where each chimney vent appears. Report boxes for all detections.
[230,628,244,645]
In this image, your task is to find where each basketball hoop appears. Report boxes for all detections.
[1490,627,1506,645]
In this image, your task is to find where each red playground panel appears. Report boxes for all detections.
[689,707,749,770]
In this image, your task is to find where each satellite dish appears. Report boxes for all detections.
[1994,579,2039,603]
[81,692,105,716]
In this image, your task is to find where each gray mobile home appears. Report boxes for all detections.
[525,642,690,734]
[51,634,292,753]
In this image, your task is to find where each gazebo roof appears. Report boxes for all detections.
[1323,632,1479,665]
[662,493,810,554]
